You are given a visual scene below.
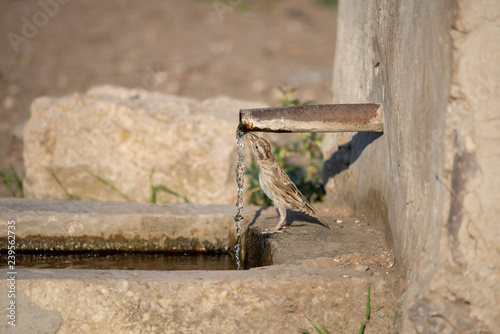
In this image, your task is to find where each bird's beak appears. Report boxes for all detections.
[247,133,258,143]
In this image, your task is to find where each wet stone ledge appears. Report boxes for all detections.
[0,198,249,253]
[0,235,225,253]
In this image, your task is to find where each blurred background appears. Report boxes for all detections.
[0,0,337,198]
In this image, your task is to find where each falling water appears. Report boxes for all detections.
[233,125,245,270]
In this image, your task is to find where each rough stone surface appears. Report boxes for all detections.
[243,206,393,269]
[0,267,396,334]
[0,199,397,333]
[323,0,499,332]
[0,198,246,252]
[23,85,265,205]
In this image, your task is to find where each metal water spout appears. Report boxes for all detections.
[239,104,384,133]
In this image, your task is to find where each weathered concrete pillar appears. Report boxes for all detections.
[324,0,500,332]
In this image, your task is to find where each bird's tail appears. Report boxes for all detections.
[315,215,330,229]
[299,200,330,229]
[302,209,330,229]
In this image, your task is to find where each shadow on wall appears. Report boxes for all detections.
[322,131,393,253]
[323,132,383,182]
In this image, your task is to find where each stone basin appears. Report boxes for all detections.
[0,198,397,333]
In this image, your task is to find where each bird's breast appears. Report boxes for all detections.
[258,169,273,200]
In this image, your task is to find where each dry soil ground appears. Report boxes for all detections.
[0,0,337,197]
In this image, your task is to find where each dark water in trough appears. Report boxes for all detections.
[0,251,237,270]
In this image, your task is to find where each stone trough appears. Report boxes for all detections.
[0,198,397,333]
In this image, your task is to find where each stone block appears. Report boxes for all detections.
[0,198,244,252]
[23,85,265,205]
[0,266,396,334]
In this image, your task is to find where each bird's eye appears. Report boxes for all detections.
[254,144,258,149]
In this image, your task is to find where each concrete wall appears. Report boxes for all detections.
[323,0,500,332]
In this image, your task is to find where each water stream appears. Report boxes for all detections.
[233,126,246,269]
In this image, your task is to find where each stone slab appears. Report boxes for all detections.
[0,266,397,334]
[0,198,252,252]
[243,206,392,268]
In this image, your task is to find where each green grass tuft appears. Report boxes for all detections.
[315,0,338,7]
[50,168,189,204]
[86,170,131,201]
[51,172,81,200]
[149,167,189,203]
[359,285,371,334]
[298,315,331,334]
[298,285,371,334]
[0,166,24,198]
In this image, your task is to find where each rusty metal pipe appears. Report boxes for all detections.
[239,104,384,133]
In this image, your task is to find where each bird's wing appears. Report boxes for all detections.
[271,163,318,214]
[266,162,329,229]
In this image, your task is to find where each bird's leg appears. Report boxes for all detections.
[264,205,287,234]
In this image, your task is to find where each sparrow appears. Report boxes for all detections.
[247,133,330,233]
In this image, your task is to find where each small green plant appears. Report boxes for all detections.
[315,0,338,7]
[279,87,314,107]
[193,0,251,12]
[246,88,325,205]
[51,172,81,200]
[297,285,371,334]
[86,170,131,201]
[149,167,189,203]
[51,168,189,204]
[359,285,371,334]
[17,93,29,116]
[298,315,331,334]
[280,132,325,203]
[53,171,127,201]
[0,166,24,197]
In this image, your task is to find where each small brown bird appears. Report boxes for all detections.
[247,133,330,233]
